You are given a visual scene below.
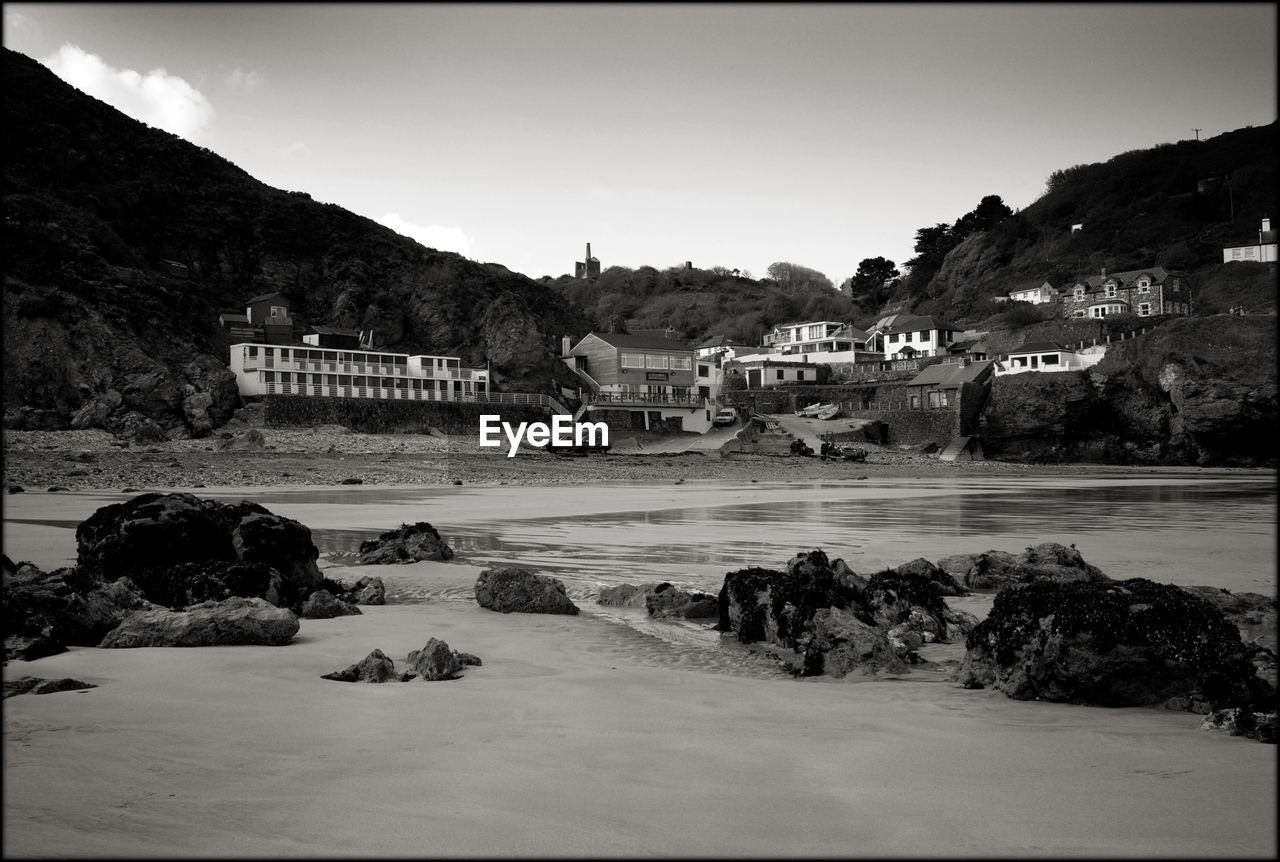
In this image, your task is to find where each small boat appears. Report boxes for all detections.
[815,404,840,420]
[793,402,834,417]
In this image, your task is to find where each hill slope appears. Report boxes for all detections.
[2,48,591,437]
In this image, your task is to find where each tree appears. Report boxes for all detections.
[765,261,834,292]
[953,195,1013,239]
[845,256,900,311]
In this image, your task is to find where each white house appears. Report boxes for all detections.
[1222,218,1277,263]
[1007,280,1060,305]
[728,357,822,389]
[993,341,1105,376]
[761,320,858,356]
[871,314,960,360]
[695,335,754,362]
[229,343,489,400]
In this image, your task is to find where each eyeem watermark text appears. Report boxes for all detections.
[479,414,609,457]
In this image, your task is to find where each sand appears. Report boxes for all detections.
[3,464,1277,857]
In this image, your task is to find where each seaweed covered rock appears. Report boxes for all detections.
[99,596,300,648]
[3,676,97,697]
[935,550,1020,591]
[474,568,578,615]
[73,493,324,612]
[357,522,454,564]
[796,607,908,678]
[405,638,472,680]
[1201,708,1277,744]
[717,550,867,649]
[958,578,1273,711]
[861,569,952,641]
[300,589,362,619]
[894,558,967,597]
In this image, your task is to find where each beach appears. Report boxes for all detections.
[2,432,1277,858]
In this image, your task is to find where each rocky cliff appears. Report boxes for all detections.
[2,48,591,439]
[979,315,1277,466]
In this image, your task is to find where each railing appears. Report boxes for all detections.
[587,392,705,407]
[256,383,566,412]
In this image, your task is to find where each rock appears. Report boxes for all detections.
[340,478,363,485]
[128,561,285,610]
[936,550,1020,591]
[300,589,362,619]
[322,649,396,683]
[1201,708,1277,744]
[958,578,1274,711]
[454,652,482,667]
[831,558,868,591]
[798,607,909,678]
[943,606,982,639]
[894,557,968,596]
[474,567,578,615]
[110,410,168,444]
[58,577,161,644]
[3,676,97,698]
[357,522,454,564]
[213,429,266,451]
[7,485,24,494]
[1010,542,1109,585]
[99,597,300,648]
[326,575,386,606]
[405,638,466,680]
[597,582,717,618]
[861,569,952,641]
[70,390,122,430]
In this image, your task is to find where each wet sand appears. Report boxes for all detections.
[2,477,1277,857]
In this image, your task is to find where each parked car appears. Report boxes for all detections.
[714,408,738,427]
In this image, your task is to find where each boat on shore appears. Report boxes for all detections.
[795,402,840,419]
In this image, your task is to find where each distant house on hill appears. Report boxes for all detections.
[729,357,823,388]
[1007,280,1059,305]
[903,359,995,408]
[761,320,856,356]
[219,291,295,344]
[1222,218,1277,263]
[695,335,753,361]
[1059,267,1190,319]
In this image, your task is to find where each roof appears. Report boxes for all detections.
[580,331,694,352]
[885,314,960,332]
[696,334,751,349]
[1009,280,1053,294]
[1080,267,1172,289]
[1009,341,1069,355]
[245,291,287,304]
[906,359,996,388]
[1225,230,1277,247]
[219,312,249,323]
[308,325,360,336]
[947,338,984,351]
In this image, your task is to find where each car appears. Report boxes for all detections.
[714,408,738,427]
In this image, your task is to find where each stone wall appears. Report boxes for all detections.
[263,395,550,434]
[840,407,958,446]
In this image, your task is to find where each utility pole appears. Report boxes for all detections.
[1192,128,1201,141]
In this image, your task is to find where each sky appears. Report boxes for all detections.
[4,3,1276,285]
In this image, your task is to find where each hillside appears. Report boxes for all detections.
[903,123,1277,323]
[1,48,592,438]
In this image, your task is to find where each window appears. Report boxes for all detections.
[1072,310,1086,318]
[247,346,258,357]
[669,356,691,371]
[889,333,900,344]
[270,305,287,318]
[1138,303,1151,316]
[807,325,822,339]
[621,352,645,368]
[1074,287,1085,300]
[776,369,784,380]
[645,354,668,369]
[917,330,928,341]
[910,395,920,408]
[697,364,709,377]
[1105,284,1117,298]
[1042,354,1060,365]
[1137,279,1150,293]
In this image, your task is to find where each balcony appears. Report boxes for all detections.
[587,392,705,408]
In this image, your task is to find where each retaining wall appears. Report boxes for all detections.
[263,395,550,434]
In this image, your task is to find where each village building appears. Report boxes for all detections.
[1222,218,1277,263]
[574,242,601,280]
[1060,267,1190,319]
[761,320,857,356]
[1007,280,1060,304]
[219,291,296,344]
[726,357,823,389]
[561,330,716,433]
[993,341,1105,376]
[870,314,961,360]
[902,359,995,408]
[695,335,754,362]
[228,343,488,401]
[302,325,361,349]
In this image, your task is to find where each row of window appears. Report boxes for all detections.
[1069,301,1186,319]
[1072,282,1154,300]
[260,372,473,390]
[619,352,694,371]
[246,346,457,367]
[886,330,952,344]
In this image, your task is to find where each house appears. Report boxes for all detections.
[761,320,856,356]
[946,337,989,361]
[218,310,257,343]
[871,314,961,360]
[728,357,823,389]
[903,359,995,408]
[574,242,601,280]
[228,343,488,401]
[1060,267,1190,319]
[244,291,296,344]
[695,335,753,362]
[1007,280,1059,305]
[993,341,1103,376]
[562,330,714,433]
[303,325,361,349]
[1222,218,1277,263]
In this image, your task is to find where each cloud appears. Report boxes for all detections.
[377,213,475,257]
[3,9,40,41]
[225,67,262,90]
[40,43,215,142]
[276,141,311,157]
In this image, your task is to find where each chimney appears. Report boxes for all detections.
[1101,266,1107,277]
[685,261,692,270]
[1263,218,1271,233]
[586,242,591,261]
[561,335,572,356]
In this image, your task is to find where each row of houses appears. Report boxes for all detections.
[1003,266,1192,319]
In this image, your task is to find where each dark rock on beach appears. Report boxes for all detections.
[597,582,718,619]
[99,596,300,648]
[322,649,397,683]
[357,522,454,564]
[406,638,470,680]
[3,676,97,698]
[958,578,1274,712]
[936,543,1109,591]
[1201,708,1277,744]
[474,567,578,615]
[300,589,362,619]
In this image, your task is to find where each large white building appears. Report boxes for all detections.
[1223,218,1277,263]
[229,343,489,401]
